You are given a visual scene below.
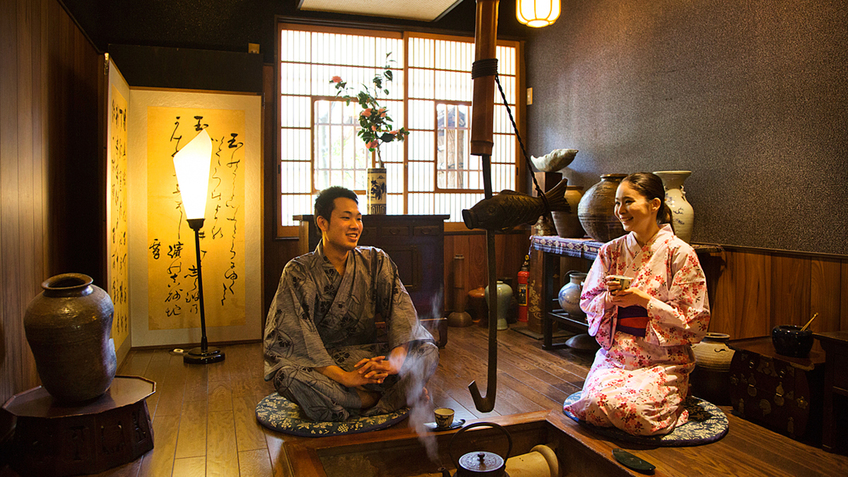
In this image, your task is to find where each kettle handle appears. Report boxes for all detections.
[449,422,513,470]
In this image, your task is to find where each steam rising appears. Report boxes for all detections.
[401,287,444,463]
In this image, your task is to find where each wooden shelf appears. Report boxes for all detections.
[531,235,722,349]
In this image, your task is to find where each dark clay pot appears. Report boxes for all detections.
[24,273,117,402]
[577,174,627,243]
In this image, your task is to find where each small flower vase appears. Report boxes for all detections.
[367,167,387,215]
[654,170,694,243]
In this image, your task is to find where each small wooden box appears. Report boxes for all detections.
[728,336,825,443]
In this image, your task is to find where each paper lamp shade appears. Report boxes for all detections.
[516,0,561,28]
[173,129,213,220]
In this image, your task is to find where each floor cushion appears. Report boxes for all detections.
[256,392,409,437]
[562,391,729,446]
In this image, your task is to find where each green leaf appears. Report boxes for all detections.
[385,70,393,81]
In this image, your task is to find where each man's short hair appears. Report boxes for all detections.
[314,186,358,226]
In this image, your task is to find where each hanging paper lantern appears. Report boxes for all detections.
[516,0,561,28]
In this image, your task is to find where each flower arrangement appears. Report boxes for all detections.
[330,54,409,169]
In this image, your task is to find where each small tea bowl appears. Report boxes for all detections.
[771,325,814,358]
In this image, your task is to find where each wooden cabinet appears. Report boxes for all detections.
[728,337,825,443]
[815,330,848,453]
[293,215,449,319]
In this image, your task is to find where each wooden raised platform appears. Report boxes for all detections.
[3,325,846,476]
[281,406,848,476]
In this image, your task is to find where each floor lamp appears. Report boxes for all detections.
[172,129,225,364]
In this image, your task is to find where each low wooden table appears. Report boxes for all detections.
[2,375,156,476]
[815,330,848,453]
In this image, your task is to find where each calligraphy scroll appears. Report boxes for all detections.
[128,89,261,346]
[106,58,130,356]
[147,107,246,330]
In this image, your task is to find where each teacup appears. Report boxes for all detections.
[434,407,455,429]
[607,275,631,293]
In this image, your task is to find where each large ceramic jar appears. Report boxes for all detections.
[577,174,627,243]
[24,273,117,402]
[690,332,735,405]
[558,271,587,318]
[654,170,694,243]
[551,186,585,238]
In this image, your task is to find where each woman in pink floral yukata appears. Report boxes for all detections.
[564,172,710,436]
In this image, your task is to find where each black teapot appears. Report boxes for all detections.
[443,422,513,477]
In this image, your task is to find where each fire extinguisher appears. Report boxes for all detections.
[517,254,530,322]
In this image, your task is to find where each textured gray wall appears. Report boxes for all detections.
[525,0,848,255]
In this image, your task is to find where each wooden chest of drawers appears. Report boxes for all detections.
[728,337,825,443]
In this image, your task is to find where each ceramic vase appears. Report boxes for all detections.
[24,273,117,402]
[366,167,387,215]
[551,186,585,238]
[485,280,513,331]
[577,174,627,243]
[654,170,694,243]
[690,332,735,405]
[557,272,587,318]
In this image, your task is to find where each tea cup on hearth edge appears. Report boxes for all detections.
[771,325,814,358]
[434,407,455,429]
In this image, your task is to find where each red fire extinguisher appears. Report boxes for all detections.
[517,254,530,322]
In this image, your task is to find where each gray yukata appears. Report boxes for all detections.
[263,242,438,421]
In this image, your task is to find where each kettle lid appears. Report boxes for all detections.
[457,451,504,474]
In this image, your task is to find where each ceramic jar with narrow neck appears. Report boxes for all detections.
[654,170,694,243]
[690,332,735,405]
[558,271,587,318]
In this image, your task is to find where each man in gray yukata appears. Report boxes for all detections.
[263,186,439,421]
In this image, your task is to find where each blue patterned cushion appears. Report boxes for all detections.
[255,393,409,437]
[562,391,729,446]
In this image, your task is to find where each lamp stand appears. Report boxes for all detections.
[183,218,225,365]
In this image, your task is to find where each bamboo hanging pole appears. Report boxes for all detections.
[467,0,501,413]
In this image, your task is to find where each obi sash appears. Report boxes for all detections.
[617,305,648,337]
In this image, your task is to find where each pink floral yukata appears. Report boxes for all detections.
[564,224,710,436]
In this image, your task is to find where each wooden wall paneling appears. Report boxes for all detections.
[466,233,488,292]
[810,258,842,332]
[733,250,772,338]
[16,0,42,400]
[1,0,23,406]
[701,250,733,337]
[770,254,812,328]
[842,260,848,330]
[443,233,459,312]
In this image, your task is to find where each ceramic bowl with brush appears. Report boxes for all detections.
[771,325,814,358]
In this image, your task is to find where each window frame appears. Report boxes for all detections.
[275,23,526,237]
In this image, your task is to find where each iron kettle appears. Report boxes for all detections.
[445,422,513,477]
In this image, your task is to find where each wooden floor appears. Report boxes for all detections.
[3,323,848,476]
